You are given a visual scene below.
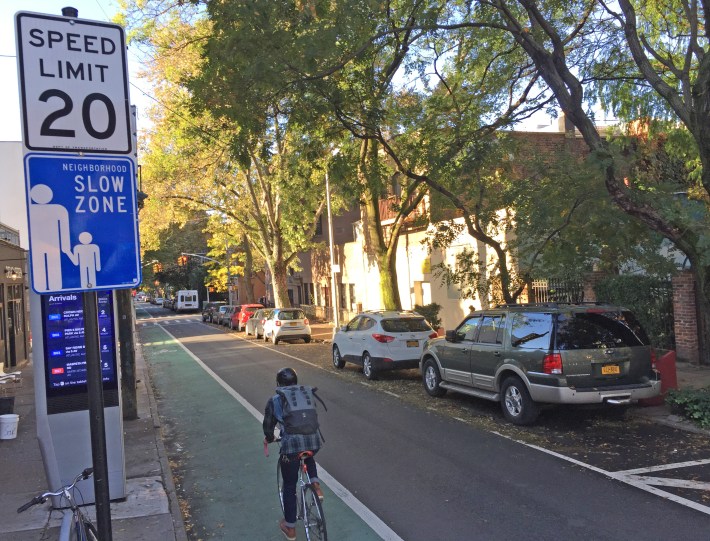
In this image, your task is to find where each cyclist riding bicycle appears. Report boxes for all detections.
[264,367,324,540]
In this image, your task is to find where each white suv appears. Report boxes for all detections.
[332,311,438,380]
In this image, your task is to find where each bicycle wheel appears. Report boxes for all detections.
[302,485,327,541]
[74,514,99,541]
[276,460,285,514]
[83,520,99,541]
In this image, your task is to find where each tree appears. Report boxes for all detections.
[190,0,449,310]
[119,2,331,308]
[477,0,710,362]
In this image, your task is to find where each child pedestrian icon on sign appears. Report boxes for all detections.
[73,232,102,289]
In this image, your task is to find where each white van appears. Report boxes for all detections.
[175,290,199,312]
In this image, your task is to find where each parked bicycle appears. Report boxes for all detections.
[18,467,99,541]
[266,440,327,541]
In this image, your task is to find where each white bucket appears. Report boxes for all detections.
[0,414,19,440]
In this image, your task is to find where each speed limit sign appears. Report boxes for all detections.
[15,12,132,154]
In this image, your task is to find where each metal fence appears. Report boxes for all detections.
[530,278,585,304]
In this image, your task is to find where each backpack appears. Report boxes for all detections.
[273,385,326,438]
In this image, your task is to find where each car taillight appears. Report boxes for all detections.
[650,348,657,369]
[275,320,282,326]
[543,353,563,374]
[372,333,395,343]
[428,332,438,339]
[304,318,309,325]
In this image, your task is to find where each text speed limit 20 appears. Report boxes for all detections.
[15,12,132,154]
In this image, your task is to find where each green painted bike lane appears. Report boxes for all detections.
[138,321,387,540]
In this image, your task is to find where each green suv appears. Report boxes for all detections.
[419,303,661,425]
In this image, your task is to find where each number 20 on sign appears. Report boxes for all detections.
[15,11,132,154]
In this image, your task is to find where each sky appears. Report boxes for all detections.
[0,0,151,142]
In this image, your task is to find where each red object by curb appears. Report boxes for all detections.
[640,350,677,406]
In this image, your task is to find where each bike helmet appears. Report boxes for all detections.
[276,367,298,386]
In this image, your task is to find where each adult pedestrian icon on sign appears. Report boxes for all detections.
[29,184,76,291]
[30,184,104,291]
[73,232,102,289]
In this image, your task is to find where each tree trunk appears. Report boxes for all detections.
[270,259,291,308]
[358,139,402,310]
[242,235,256,303]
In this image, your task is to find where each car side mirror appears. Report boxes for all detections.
[445,330,459,343]
[339,325,348,332]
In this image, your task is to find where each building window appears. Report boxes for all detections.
[339,283,347,308]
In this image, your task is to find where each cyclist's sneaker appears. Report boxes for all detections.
[280,519,296,541]
[312,481,324,501]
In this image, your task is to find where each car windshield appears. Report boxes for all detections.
[555,310,650,349]
[278,310,305,320]
[380,318,432,332]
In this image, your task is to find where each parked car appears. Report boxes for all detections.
[154,297,164,306]
[224,305,241,328]
[263,308,312,344]
[202,301,226,322]
[233,303,265,331]
[136,292,148,302]
[419,303,662,425]
[213,305,233,326]
[245,308,273,338]
[332,310,438,381]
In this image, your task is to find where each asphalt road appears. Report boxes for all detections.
[137,304,710,540]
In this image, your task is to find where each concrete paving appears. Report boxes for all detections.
[0,335,188,541]
[0,314,708,541]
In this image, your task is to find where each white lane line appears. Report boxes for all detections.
[628,476,710,491]
[616,458,710,475]
[492,431,710,516]
[155,325,405,541]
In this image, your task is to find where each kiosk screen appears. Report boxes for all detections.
[41,292,119,412]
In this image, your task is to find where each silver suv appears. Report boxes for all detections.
[419,303,661,425]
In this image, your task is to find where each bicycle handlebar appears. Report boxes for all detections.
[17,468,94,514]
[17,496,45,513]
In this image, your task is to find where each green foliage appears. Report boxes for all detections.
[665,388,710,429]
[594,275,674,349]
[414,303,442,330]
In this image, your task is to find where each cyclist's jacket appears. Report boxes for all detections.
[263,386,324,455]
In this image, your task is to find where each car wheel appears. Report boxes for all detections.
[362,353,378,380]
[263,332,269,342]
[303,336,311,344]
[332,346,345,369]
[500,376,539,425]
[273,335,280,345]
[422,359,446,397]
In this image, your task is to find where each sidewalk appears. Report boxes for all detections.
[0,341,188,541]
[633,359,710,435]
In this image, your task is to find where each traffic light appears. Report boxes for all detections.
[178,255,189,266]
[153,262,163,273]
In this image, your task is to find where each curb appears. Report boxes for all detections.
[136,334,190,541]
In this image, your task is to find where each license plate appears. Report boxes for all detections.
[406,340,418,347]
[601,364,620,375]
[289,322,297,326]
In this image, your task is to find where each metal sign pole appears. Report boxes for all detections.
[82,291,113,541]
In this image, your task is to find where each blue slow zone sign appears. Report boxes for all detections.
[24,153,141,293]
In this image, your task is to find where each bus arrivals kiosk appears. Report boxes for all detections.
[31,290,126,505]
